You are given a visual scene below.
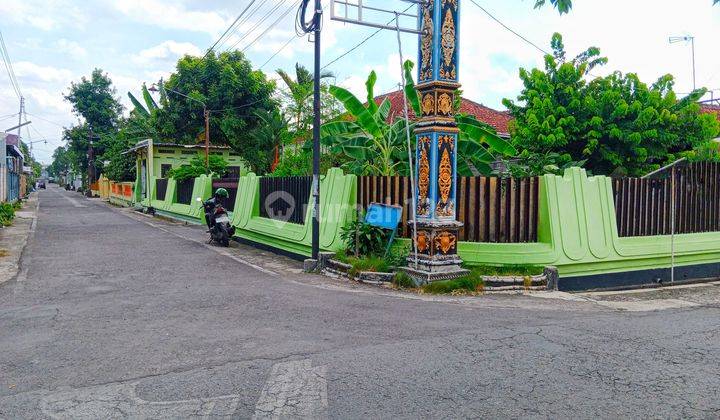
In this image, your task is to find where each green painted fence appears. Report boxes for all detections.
[137,167,720,290]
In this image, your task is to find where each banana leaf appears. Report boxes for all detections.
[128,92,150,117]
[403,60,421,116]
[457,115,517,157]
[329,85,382,138]
[142,84,159,111]
[365,71,378,115]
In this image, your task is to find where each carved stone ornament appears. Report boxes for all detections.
[420,4,434,81]
[437,92,452,115]
[416,231,430,253]
[434,231,457,254]
[422,93,435,116]
[417,137,431,216]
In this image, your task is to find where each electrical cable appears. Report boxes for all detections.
[468,0,550,56]
[242,0,301,53]
[205,0,259,57]
[225,0,292,52]
[0,31,22,98]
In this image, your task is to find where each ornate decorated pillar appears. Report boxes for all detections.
[407,0,468,282]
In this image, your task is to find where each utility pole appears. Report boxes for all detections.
[204,107,210,170]
[311,0,322,261]
[87,130,94,197]
[17,96,24,138]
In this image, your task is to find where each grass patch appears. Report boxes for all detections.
[465,264,543,277]
[334,252,391,277]
[393,271,416,289]
[422,274,485,295]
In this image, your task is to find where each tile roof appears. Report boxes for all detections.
[701,103,720,122]
[373,90,513,137]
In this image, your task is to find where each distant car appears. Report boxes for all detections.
[37,180,46,189]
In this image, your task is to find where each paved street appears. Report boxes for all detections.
[1,185,720,418]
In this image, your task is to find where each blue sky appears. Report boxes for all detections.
[1,0,718,164]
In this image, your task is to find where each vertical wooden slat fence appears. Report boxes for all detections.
[155,179,168,201]
[613,162,720,237]
[259,176,312,225]
[358,176,539,243]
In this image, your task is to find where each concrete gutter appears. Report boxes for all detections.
[0,193,38,285]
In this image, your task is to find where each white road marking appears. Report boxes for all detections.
[253,359,328,419]
[38,381,240,419]
[590,298,700,312]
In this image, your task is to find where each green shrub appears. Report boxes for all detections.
[169,154,228,181]
[0,203,16,226]
[340,217,387,257]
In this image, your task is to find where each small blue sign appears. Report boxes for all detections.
[365,203,402,230]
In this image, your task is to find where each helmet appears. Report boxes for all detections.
[215,188,229,198]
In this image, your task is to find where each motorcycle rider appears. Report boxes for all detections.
[203,188,229,230]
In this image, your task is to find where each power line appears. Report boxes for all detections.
[25,113,66,128]
[468,0,549,56]
[205,0,259,57]
[218,0,267,52]
[259,35,298,70]
[0,31,22,98]
[242,0,301,53]
[224,0,293,52]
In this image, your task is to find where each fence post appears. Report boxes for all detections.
[671,165,676,284]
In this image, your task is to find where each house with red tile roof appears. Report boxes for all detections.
[373,90,513,138]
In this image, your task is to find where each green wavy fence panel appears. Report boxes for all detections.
[231,168,356,257]
[458,167,720,289]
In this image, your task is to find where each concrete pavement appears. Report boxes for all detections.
[1,184,720,418]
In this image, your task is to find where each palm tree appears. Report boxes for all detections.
[276,63,335,134]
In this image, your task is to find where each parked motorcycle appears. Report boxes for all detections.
[199,188,235,247]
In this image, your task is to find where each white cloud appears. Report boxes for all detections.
[0,0,87,30]
[13,62,74,84]
[132,41,202,65]
[55,39,87,59]
[111,0,228,37]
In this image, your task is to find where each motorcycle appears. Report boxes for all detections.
[198,197,235,247]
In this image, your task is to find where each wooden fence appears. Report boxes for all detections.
[156,179,168,201]
[358,176,539,243]
[259,176,312,225]
[613,162,720,237]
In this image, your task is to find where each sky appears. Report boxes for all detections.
[0,0,719,164]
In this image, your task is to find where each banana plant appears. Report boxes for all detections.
[402,60,517,175]
[126,84,163,141]
[321,71,414,176]
[321,62,517,176]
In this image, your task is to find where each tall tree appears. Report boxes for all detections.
[63,69,124,182]
[503,33,720,177]
[154,51,276,150]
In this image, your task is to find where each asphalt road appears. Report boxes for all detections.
[1,184,720,419]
